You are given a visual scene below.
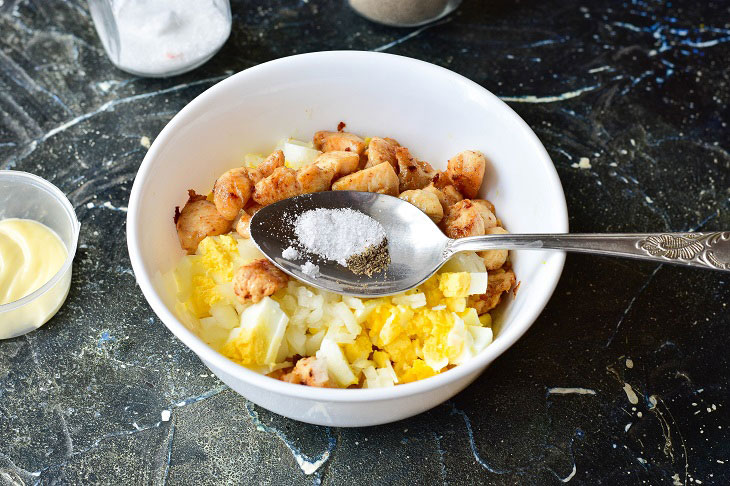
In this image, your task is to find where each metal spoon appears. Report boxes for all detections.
[250,191,730,297]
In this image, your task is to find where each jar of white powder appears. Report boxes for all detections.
[88,0,232,77]
[348,0,462,27]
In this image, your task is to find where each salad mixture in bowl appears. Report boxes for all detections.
[127,51,568,425]
[163,127,516,388]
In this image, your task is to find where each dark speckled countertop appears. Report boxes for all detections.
[1,0,729,484]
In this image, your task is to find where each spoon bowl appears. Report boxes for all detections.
[250,191,449,297]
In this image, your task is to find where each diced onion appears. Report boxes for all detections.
[282,139,321,169]
[441,251,486,273]
[392,293,427,308]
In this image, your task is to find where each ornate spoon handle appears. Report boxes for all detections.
[448,232,730,271]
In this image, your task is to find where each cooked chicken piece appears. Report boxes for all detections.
[331,162,399,196]
[430,171,455,190]
[256,149,286,178]
[297,151,360,193]
[212,150,284,219]
[213,168,254,220]
[235,210,253,239]
[468,268,516,314]
[427,171,463,208]
[423,182,462,213]
[313,131,366,155]
[364,137,400,170]
[395,147,436,191]
[296,163,333,194]
[446,150,486,199]
[442,185,465,206]
[313,151,360,180]
[475,198,495,214]
[174,190,233,254]
[252,167,299,205]
[281,356,331,387]
[233,259,288,303]
[253,151,360,205]
[478,226,509,270]
[471,199,497,229]
[441,199,491,239]
[399,189,443,223]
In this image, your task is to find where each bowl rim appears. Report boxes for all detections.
[127,51,568,402]
[0,170,80,314]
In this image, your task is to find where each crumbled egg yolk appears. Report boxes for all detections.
[400,359,437,383]
[439,272,471,297]
[197,234,238,282]
[175,235,240,318]
[220,326,265,366]
[169,235,495,388]
[189,275,222,317]
[344,333,372,363]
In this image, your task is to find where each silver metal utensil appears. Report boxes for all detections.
[249,191,730,297]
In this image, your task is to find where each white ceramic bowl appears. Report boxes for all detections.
[127,51,568,427]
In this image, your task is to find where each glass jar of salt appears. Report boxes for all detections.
[88,0,232,77]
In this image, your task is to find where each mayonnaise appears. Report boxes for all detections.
[0,218,70,339]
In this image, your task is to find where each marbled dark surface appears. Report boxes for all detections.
[1,0,729,484]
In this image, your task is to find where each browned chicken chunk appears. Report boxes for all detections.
[430,171,454,190]
[446,150,486,199]
[296,164,333,194]
[252,167,300,205]
[364,137,400,170]
[312,151,360,180]
[395,146,436,192]
[281,357,330,387]
[399,189,443,223]
[213,168,254,220]
[255,149,286,179]
[253,151,359,205]
[442,199,494,239]
[175,191,232,254]
[213,150,285,219]
[423,182,462,213]
[471,199,498,228]
[474,198,495,214]
[233,259,289,303]
[331,161,399,195]
[313,131,366,155]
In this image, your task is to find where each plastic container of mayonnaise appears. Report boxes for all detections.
[0,171,79,339]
